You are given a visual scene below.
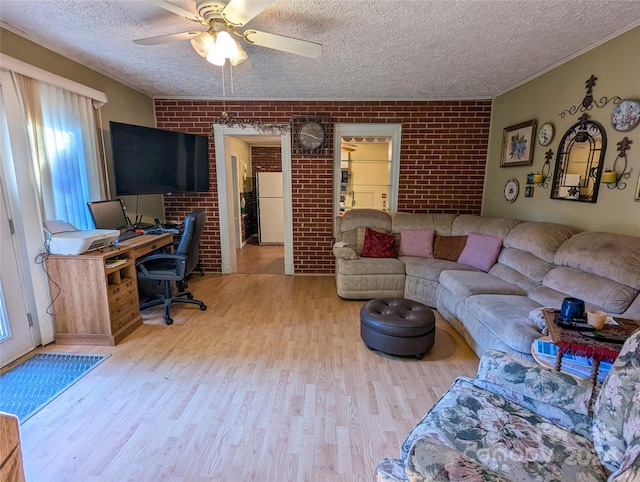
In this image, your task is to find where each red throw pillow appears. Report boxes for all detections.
[361,227,396,258]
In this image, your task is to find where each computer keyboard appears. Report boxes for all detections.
[142,227,179,235]
[115,230,142,244]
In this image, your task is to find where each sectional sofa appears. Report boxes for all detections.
[333,208,640,360]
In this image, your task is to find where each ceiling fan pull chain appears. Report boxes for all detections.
[221,65,228,116]
[230,63,234,95]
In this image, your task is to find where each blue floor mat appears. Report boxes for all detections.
[0,352,109,423]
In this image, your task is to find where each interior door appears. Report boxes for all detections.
[0,179,35,367]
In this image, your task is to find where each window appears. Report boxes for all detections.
[16,74,104,230]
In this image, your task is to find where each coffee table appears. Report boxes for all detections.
[541,308,640,385]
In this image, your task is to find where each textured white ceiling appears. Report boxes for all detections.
[1,1,639,100]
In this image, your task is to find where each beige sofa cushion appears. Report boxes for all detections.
[440,270,526,299]
[505,221,578,264]
[336,256,405,276]
[554,232,640,290]
[451,215,522,238]
[544,267,637,314]
[402,257,476,282]
[391,213,457,235]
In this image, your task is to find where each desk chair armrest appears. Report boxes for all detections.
[136,253,188,279]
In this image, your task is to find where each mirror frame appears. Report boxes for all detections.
[551,117,607,203]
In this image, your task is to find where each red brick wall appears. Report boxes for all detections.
[251,146,281,172]
[155,99,491,274]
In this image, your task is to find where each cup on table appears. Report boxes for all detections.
[560,297,585,320]
[587,309,607,330]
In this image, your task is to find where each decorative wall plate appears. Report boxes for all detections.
[504,178,519,203]
[537,122,554,146]
[611,99,640,132]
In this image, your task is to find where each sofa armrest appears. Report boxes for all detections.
[476,349,595,418]
[406,437,512,481]
[333,242,358,260]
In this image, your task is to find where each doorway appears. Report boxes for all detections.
[0,178,35,367]
[214,125,293,275]
[333,123,402,224]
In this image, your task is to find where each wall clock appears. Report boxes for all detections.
[298,121,325,150]
[504,178,519,203]
[292,115,331,154]
[537,122,554,146]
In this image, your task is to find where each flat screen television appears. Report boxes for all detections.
[110,121,209,195]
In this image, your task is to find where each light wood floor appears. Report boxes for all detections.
[18,274,479,482]
[236,238,284,275]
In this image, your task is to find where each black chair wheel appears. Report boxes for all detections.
[165,317,173,325]
[415,353,424,360]
[200,304,207,311]
[366,345,374,351]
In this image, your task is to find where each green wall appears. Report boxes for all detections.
[0,28,164,223]
[483,26,640,235]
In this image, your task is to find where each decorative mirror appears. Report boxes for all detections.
[551,114,607,203]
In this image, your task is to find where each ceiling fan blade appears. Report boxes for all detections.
[244,30,323,58]
[232,57,253,72]
[221,0,274,27]
[150,0,206,23]
[134,31,201,45]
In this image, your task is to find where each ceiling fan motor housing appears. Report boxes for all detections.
[197,1,228,21]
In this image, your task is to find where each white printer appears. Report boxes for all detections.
[46,221,119,255]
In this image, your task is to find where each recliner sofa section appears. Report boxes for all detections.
[333,209,640,360]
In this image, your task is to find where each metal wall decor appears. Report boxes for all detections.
[551,113,607,203]
[537,149,553,188]
[558,75,621,118]
[213,111,290,136]
[603,137,633,190]
[526,149,552,189]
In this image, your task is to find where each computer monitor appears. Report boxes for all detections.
[87,199,130,231]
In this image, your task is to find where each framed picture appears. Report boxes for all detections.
[500,120,537,167]
[525,186,534,198]
[635,172,640,201]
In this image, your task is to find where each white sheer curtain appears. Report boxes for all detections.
[14,73,105,230]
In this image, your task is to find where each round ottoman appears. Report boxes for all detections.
[360,298,435,359]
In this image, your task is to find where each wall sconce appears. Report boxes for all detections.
[527,149,553,189]
[602,137,633,190]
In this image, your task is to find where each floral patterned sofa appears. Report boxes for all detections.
[377,328,640,481]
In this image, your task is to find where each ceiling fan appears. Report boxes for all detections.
[135,0,323,69]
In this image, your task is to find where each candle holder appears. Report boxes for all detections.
[525,150,552,189]
[602,137,633,190]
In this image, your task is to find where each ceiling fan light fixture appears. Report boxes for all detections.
[230,40,248,66]
[190,31,214,57]
[215,30,238,57]
[206,49,227,66]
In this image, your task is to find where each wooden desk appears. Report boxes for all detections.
[46,233,173,345]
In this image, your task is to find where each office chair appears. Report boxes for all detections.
[136,210,207,325]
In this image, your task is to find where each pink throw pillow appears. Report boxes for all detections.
[457,232,503,272]
[361,227,396,258]
[399,229,435,258]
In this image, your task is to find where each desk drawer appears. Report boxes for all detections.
[110,295,139,325]
[111,305,139,333]
[108,278,137,303]
[132,240,169,259]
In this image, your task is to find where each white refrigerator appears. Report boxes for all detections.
[256,172,284,245]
